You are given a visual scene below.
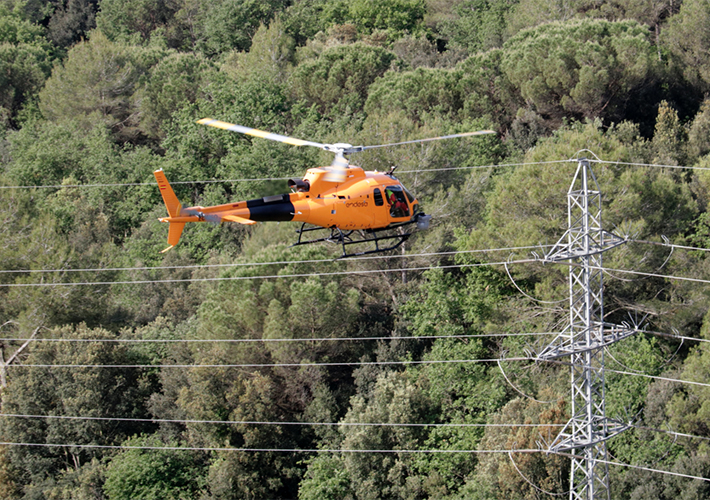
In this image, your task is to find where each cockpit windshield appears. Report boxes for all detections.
[383,185,410,218]
[403,185,415,204]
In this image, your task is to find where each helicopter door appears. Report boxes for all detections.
[372,187,389,227]
[383,185,410,220]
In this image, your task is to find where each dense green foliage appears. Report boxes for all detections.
[1,0,710,498]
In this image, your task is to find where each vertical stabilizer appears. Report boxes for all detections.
[154,169,184,252]
[154,169,182,217]
[161,222,186,253]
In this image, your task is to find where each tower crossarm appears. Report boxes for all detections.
[536,324,638,360]
[544,417,631,454]
[544,230,626,262]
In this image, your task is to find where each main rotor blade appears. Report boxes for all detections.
[197,118,326,149]
[359,130,496,151]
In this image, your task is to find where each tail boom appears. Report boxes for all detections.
[154,169,267,252]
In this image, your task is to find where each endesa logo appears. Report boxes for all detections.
[346,200,368,208]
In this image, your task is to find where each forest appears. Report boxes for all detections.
[1,0,710,498]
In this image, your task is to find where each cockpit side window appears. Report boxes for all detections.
[384,185,410,218]
[373,188,384,206]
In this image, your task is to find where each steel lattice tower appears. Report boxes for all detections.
[537,159,630,500]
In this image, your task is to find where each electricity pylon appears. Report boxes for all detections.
[537,159,631,500]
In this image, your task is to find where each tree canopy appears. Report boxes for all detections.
[1,1,710,498]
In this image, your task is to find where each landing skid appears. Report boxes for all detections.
[292,221,417,258]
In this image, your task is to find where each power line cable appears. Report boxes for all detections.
[605,367,709,388]
[6,357,531,369]
[0,259,537,288]
[0,412,700,441]
[0,440,540,454]
[9,356,710,393]
[628,423,710,443]
[598,267,710,285]
[497,359,558,404]
[508,451,570,496]
[0,440,705,482]
[542,358,710,390]
[602,243,675,284]
[641,328,710,346]
[504,261,567,305]
[591,159,710,172]
[0,413,563,429]
[8,353,710,393]
[550,450,710,483]
[6,156,710,192]
[6,255,708,291]
[0,331,561,344]
[598,457,710,483]
[0,160,572,190]
[4,413,707,445]
[7,155,710,191]
[396,160,572,174]
[0,245,550,275]
[630,239,710,254]
[0,177,297,190]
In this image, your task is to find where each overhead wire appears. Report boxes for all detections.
[0,441,540,454]
[508,451,570,496]
[0,177,297,190]
[590,158,710,172]
[548,451,710,483]
[630,238,710,254]
[396,159,572,174]
[598,266,710,285]
[597,457,710,483]
[8,355,710,393]
[541,357,710,390]
[3,153,710,486]
[603,343,684,382]
[497,359,559,404]
[0,259,538,288]
[0,412,564,429]
[3,412,706,445]
[641,327,710,346]
[608,423,679,471]
[4,155,710,191]
[0,159,572,190]
[5,254,710,291]
[1,236,700,284]
[604,367,709,388]
[601,242,675,283]
[629,422,710,443]
[0,245,551,275]
[6,356,531,369]
[503,260,567,305]
[0,439,706,483]
[0,331,561,344]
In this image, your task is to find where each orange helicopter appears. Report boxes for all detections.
[154,118,495,257]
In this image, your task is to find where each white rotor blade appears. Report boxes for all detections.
[359,130,496,151]
[197,118,326,149]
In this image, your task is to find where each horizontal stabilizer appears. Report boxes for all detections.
[222,215,257,225]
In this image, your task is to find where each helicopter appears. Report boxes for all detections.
[154,118,495,258]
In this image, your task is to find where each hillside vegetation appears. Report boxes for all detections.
[1,0,710,498]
